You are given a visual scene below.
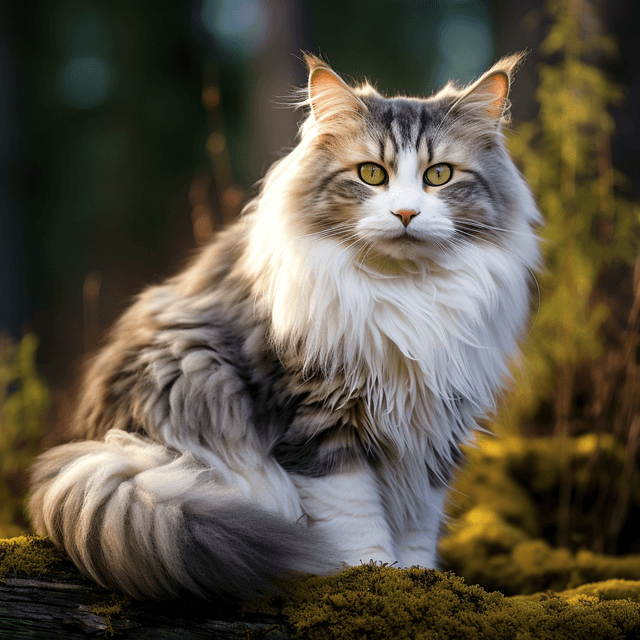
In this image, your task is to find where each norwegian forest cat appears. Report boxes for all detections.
[29,53,541,600]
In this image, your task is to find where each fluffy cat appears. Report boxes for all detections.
[29,53,541,600]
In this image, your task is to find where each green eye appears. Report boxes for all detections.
[359,163,387,186]
[424,163,452,186]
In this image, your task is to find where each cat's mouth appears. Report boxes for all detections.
[361,227,458,262]
[389,223,455,245]
[388,227,431,243]
[369,233,433,259]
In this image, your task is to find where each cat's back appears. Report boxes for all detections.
[74,219,259,440]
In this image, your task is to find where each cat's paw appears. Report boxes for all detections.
[341,549,398,567]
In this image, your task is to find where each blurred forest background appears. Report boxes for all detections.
[1,0,640,595]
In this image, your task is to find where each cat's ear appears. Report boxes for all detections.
[455,53,526,123]
[304,54,367,126]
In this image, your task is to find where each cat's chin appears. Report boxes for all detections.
[355,236,451,269]
[363,234,450,262]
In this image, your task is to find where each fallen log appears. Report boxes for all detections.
[0,536,291,639]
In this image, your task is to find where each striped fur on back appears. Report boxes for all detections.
[29,53,540,599]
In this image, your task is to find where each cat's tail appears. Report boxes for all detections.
[29,429,339,600]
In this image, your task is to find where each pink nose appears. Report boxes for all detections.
[392,209,419,228]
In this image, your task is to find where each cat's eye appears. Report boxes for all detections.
[424,163,452,187]
[359,163,387,186]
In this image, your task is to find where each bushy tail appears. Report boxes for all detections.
[29,430,338,599]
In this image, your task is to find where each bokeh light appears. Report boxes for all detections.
[200,0,270,56]
[56,55,116,109]
[436,13,494,86]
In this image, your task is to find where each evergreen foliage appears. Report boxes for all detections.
[498,0,639,437]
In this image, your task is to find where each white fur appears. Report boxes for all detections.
[162,426,306,521]
[292,466,448,569]
[395,486,447,568]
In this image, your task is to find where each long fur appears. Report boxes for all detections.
[29,53,541,599]
[29,431,332,599]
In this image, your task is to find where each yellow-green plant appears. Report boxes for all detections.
[481,0,640,554]
[0,334,50,537]
[441,435,640,595]
[285,563,640,640]
[500,0,638,437]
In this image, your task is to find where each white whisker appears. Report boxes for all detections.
[454,218,547,242]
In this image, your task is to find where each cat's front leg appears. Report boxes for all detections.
[291,464,398,566]
[395,485,447,569]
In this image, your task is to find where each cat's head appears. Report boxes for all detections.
[290,53,534,264]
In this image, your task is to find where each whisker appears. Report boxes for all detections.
[454,218,549,243]
[356,238,378,270]
[300,222,355,241]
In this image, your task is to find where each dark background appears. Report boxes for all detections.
[1,0,638,442]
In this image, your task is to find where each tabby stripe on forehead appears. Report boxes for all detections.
[381,107,400,155]
[378,137,385,164]
[414,109,430,155]
[396,106,413,147]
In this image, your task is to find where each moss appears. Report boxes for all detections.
[518,579,640,603]
[90,593,131,636]
[0,333,50,536]
[448,443,541,538]
[283,564,640,640]
[442,521,640,597]
[0,535,63,580]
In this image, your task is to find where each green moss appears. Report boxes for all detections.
[3,537,640,639]
[0,535,63,580]
[284,564,640,640]
[519,579,640,603]
[90,594,131,636]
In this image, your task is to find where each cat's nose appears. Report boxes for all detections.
[392,209,420,228]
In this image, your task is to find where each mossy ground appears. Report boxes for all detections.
[89,593,132,636]
[4,536,640,639]
[284,564,640,640]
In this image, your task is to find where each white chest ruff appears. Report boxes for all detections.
[263,234,533,454]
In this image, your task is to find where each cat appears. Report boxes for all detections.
[29,53,541,600]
